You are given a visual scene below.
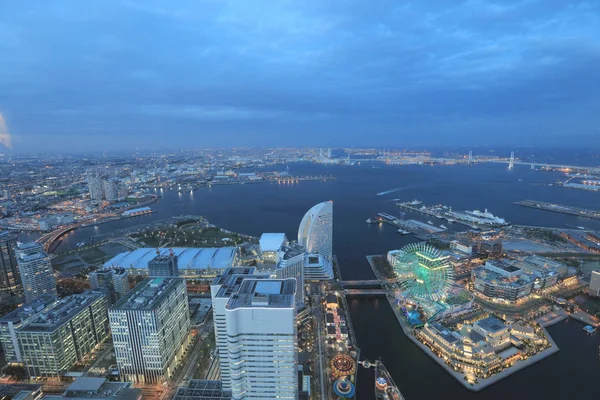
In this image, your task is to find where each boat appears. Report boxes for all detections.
[409,199,422,206]
[366,218,374,224]
[397,229,409,235]
[427,220,434,225]
[518,178,523,182]
[374,360,404,400]
[439,224,447,229]
[577,226,586,230]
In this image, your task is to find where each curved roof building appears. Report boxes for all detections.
[298,201,333,260]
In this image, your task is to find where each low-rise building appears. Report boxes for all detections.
[472,316,511,350]
[42,377,141,400]
[589,271,600,297]
[472,261,533,302]
[450,240,472,255]
[259,233,288,263]
[104,248,238,278]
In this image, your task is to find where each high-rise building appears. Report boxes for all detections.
[90,266,130,304]
[276,244,305,308]
[210,268,266,391]
[298,201,333,261]
[109,278,191,384]
[16,291,109,377]
[148,251,179,277]
[225,279,298,400]
[16,242,57,303]
[87,175,103,201]
[303,253,334,281]
[102,179,119,202]
[0,231,20,292]
[0,296,55,364]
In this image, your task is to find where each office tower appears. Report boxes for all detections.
[16,242,57,303]
[90,266,130,304]
[109,278,191,384]
[225,279,298,400]
[298,201,333,260]
[259,233,288,263]
[148,250,179,277]
[0,231,20,292]
[276,244,305,308]
[16,291,109,377]
[0,296,55,364]
[87,175,103,201]
[102,179,119,202]
[210,268,265,391]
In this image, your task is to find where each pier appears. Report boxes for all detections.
[374,212,446,234]
[514,200,600,220]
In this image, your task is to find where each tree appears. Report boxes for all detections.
[4,365,28,381]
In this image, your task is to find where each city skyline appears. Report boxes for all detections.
[1,1,599,152]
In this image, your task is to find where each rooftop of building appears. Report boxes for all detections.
[278,243,306,262]
[19,291,105,333]
[473,265,532,287]
[111,277,183,311]
[173,380,231,400]
[150,252,178,263]
[104,247,236,271]
[475,316,507,334]
[0,384,42,397]
[226,278,296,309]
[259,233,287,252]
[44,377,141,400]
[0,295,56,324]
[212,267,269,299]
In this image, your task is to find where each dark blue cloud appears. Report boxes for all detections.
[0,0,599,151]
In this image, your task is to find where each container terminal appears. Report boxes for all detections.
[513,200,600,220]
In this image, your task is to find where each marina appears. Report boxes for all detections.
[514,200,600,220]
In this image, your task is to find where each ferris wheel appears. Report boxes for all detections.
[391,242,454,301]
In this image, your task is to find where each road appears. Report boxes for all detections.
[312,293,327,400]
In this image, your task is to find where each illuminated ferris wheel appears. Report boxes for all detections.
[391,242,454,301]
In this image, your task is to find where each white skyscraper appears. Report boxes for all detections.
[210,268,266,391]
[109,278,191,384]
[16,242,57,303]
[87,175,103,201]
[225,278,298,400]
[298,201,333,260]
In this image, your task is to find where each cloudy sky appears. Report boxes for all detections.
[1,0,599,152]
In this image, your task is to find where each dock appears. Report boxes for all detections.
[514,200,600,220]
[396,200,509,228]
[374,212,446,234]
